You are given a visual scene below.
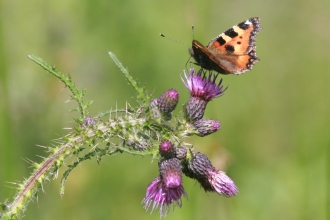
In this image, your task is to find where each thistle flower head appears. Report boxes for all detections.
[159,158,183,189]
[181,68,227,101]
[142,158,187,217]
[183,152,237,197]
[206,168,238,197]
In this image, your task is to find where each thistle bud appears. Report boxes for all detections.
[159,140,175,159]
[183,152,237,197]
[157,89,179,113]
[193,119,221,137]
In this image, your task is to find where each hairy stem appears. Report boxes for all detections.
[2,117,151,219]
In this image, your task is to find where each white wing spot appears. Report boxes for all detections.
[245,20,252,25]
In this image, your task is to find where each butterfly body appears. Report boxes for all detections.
[189,17,262,75]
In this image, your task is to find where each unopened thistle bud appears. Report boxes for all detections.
[157,89,179,113]
[193,119,221,137]
[175,146,188,160]
[159,140,175,159]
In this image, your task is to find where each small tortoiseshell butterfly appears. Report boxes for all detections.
[189,17,262,75]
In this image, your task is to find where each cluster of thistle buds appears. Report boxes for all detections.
[0,55,240,220]
[142,68,238,217]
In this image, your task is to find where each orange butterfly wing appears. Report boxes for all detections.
[190,17,261,74]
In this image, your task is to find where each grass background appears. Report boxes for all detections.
[0,0,328,219]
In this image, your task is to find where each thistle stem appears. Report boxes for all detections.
[2,117,152,219]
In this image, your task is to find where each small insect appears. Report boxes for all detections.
[189,17,262,74]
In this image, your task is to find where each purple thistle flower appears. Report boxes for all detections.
[181,68,227,122]
[183,152,237,197]
[181,68,227,101]
[142,158,187,217]
[205,168,238,197]
[159,159,183,189]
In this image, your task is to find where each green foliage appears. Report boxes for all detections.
[1,54,216,219]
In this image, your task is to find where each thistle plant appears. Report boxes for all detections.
[0,52,237,219]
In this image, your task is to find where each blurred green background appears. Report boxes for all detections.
[0,0,328,219]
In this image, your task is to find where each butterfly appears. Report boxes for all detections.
[189,17,262,75]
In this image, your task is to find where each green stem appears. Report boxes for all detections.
[3,139,80,219]
[2,116,154,219]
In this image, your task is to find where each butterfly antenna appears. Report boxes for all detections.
[191,25,195,40]
[160,33,189,48]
